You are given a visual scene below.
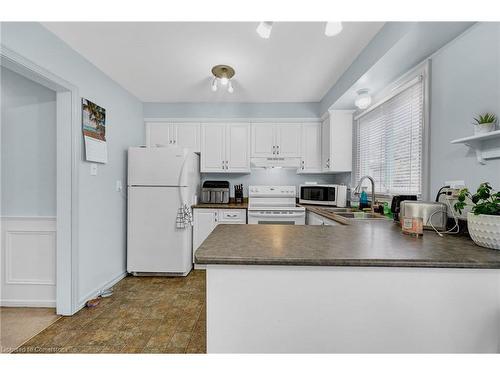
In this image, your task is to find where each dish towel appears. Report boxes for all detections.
[176,204,193,229]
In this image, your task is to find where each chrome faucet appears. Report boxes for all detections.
[354,175,376,213]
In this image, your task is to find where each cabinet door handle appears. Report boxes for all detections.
[272,145,276,155]
[276,145,279,155]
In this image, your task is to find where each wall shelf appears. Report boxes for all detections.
[450,129,500,164]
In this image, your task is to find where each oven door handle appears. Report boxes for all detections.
[247,212,305,218]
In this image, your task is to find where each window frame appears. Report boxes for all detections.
[351,61,430,200]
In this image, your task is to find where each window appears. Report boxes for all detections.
[353,75,424,196]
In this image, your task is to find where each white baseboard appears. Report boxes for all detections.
[0,299,56,308]
[76,271,127,311]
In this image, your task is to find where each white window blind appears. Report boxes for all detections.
[354,77,424,196]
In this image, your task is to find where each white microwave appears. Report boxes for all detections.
[299,184,348,207]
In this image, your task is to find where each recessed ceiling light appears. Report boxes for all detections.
[256,22,273,39]
[325,22,343,37]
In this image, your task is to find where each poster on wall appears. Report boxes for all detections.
[82,98,108,163]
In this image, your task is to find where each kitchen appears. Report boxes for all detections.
[1,13,500,362]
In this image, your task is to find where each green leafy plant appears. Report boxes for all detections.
[473,113,497,125]
[454,182,500,216]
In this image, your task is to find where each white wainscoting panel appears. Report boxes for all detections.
[1,217,56,307]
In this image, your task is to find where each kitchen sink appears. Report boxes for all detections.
[319,207,355,213]
[334,212,386,220]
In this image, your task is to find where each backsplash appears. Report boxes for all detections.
[201,169,352,197]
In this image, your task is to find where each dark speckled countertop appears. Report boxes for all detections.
[195,222,500,269]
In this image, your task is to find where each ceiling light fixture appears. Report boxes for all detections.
[355,89,372,109]
[211,65,235,93]
[256,22,273,39]
[324,22,343,37]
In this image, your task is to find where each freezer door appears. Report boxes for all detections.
[128,146,188,186]
[127,186,192,274]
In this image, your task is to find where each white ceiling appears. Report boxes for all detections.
[42,22,384,103]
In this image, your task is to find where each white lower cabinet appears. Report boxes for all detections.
[192,209,219,258]
[193,208,247,267]
[306,211,339,226]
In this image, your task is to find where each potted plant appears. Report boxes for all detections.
[472,113,497,135]
[454,182,500,250]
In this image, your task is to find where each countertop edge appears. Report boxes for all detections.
[194,256,500,269]
[192,204,248,209]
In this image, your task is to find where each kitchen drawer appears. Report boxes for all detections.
[219,209,247,224]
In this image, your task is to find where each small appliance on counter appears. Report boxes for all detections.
[201,180,230,204]
[399,201,448,231]
[234,184,244,204]
[299,184,347,207]
[390,195,418,221]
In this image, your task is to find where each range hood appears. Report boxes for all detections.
[250,157,301,169]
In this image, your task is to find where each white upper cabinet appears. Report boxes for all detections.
[201,123,250,173]
[275,123,301,157]
[201,123,226,172]
[299,122,322,173]
[226,123,251,172]
[251,123,275,157]
[251,123,301,158]
[176,123,200,152]
[146,122,200,151]
[322,110,353,173]
[321,117,331,172]
[146,122,171,147]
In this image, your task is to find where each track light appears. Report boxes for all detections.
[325,22,343,37]
[256,22,273,39]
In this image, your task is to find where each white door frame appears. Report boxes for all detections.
[1,45,80,315]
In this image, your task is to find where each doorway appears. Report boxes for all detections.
[1,46,79,316]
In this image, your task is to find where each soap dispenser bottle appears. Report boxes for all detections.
[359,187,369,210]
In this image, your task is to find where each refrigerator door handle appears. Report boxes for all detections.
[178,150,190,204]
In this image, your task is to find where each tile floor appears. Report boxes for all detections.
[14,270,206,353]
[0,307,60,353]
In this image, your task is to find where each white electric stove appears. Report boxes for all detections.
[247,185,305,225]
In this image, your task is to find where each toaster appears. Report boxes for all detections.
[399,201,447,231]
[391,195,418,221]
[201,181,230,204]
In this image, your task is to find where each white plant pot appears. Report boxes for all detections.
[467,212,500,250]
[474,122,495,135]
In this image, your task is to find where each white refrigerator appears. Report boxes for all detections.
[127,146,200,276]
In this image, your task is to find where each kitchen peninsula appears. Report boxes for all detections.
[195,222,500,353]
